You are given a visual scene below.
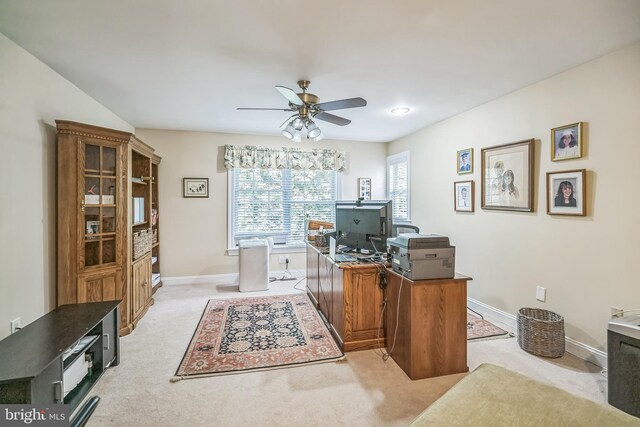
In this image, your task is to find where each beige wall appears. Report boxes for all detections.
[135,129,387,277]
[388,42,640,351]
[0,33,133,339]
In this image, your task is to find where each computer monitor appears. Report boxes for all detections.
[335,199,393,253]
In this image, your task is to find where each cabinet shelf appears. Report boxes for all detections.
[152,242,160,248]
[84,232,116,242]
[132,221,148,227]
[63,367,101,409]
[62,335,100,370]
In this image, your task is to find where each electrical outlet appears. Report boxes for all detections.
[611,307,624,318]
[278,256,285,264]
[535,286,546,302]
[10,318,21,334]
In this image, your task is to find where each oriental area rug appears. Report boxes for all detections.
[467,313,510,341]
[173,294,344,380]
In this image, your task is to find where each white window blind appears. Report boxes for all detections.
[231,168,337,247]
[387,151,410,222]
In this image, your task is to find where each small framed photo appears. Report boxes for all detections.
[481,139,534,212]
[457,148,473,174]
[86,220,100,235]
[551,122,583,161]
[454,181,474,212]
[183,178,209,198]
[546,169,586,216]
[358,178,371,200]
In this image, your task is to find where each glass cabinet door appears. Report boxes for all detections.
[83,143,119,269]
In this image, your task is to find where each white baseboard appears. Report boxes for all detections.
[162,270,306,286]
[467,298,607,368]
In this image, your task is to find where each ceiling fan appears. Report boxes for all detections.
[237,80,367,141]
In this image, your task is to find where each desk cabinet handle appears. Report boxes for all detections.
[103,333,110,350]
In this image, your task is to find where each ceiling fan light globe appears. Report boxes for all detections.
[313,131,324,142]
[292,133,302,143]
[308,127,321,138]
[282,124,296,139]
[292,118,304,131]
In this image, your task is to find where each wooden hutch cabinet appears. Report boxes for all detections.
[56,121,162,336]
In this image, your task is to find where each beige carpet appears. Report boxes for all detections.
[84,279,608,426]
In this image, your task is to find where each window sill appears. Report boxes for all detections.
[226,245,307,257]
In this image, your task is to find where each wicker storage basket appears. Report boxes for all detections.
[517,307,565,358]
[133,228,152,260]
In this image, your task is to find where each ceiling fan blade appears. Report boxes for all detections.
[315,97,367,112]
[236,107,295,111]
[315,112,351,126]
[275,86,304,106]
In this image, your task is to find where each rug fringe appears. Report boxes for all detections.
[173,354,346,381]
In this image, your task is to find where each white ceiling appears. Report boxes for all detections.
[1,0,639,142]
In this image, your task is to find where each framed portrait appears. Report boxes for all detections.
[183,178,209,198]
[358,178,371,200]
[86,220,100,235]
[551,122,583,161]
[481,139,534,212]
[546,169,586,216]
[457,148,473,174]
[454,181,474,212]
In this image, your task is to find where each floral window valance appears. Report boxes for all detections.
[224,145,346,171]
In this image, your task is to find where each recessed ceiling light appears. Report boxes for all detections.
[391,107,410,115]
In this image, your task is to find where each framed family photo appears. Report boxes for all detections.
[457,148,473,174]
[481,139,534,212]
[183,178,209,198]
[546,169,586,216]
[454,181,474,212]
[551,122,583,161]
[358,177,372,200]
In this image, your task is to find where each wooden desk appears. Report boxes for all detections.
[385,270,471,380]
[306,244,386,352]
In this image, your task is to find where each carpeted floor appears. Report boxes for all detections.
[84,279,607,426]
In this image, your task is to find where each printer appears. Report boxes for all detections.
[387,233,455,280]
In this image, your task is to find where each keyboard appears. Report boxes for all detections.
[335,254,357,262]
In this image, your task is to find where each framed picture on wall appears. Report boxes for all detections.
[551,122,583,161]
[481,139,534,212]
[358,178,371,200]
[546,169,586,216]
[457,148,473,174]
[183,178,209,198]
[454,181,474,212]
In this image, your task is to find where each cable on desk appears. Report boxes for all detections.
[380,270,408,362]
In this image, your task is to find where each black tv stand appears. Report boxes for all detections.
[0,301,120,415]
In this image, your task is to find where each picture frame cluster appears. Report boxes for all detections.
[454,122,586,216]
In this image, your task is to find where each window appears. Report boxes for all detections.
[387,151,410,222]
[229,168,338,249]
